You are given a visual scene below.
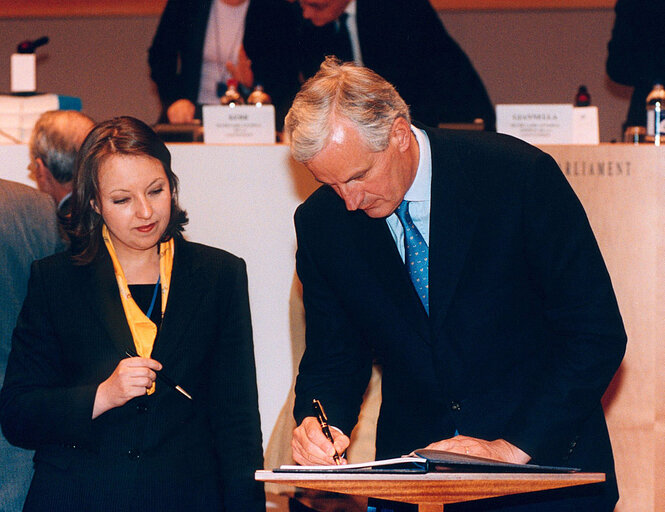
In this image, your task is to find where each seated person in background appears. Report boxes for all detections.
[287,58,626,511]
[0,179,65,512]
[606,0,665,128]
[28,110,95,228]
[149,0,300,129]
[295,0,496,130]
[0,117,265,512]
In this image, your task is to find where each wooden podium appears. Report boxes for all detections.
[256,470,604,511]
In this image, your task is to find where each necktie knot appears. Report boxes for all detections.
[395,200,429,314]
[395,200,410,223]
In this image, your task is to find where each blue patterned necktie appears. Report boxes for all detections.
[395,200,429,315]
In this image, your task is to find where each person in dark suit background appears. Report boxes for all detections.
[295,0,496,131]
[149,0,300,128]
[0,117,265,511]
[28,110,95,228]
[286,58,626,511]
[606,0,665,129]
[0,179,65,512]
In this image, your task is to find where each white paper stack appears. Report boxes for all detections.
[0,94,60,143]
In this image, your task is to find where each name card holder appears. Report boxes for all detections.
[202,104,275,144]
[496,104,599,145]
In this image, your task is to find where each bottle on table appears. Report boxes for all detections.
[646,83,665,145]
[623,125,645,144]
[575,85,591,107]
[247,84,271,106]
[220,79,244,106]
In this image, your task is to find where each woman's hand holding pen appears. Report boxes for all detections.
[92,357,162,419]
[291,416,350,466]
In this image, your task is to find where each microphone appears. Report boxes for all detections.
[16,36,49,54]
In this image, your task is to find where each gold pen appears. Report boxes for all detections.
[312,398,341,465]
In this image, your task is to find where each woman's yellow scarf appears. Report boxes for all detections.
[102,225,174,394]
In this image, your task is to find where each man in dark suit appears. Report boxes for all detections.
[28,110,94,226]
[606,0,665,130]
[0,179,65,512]
[286,58,626,511]
[295,0,495,130]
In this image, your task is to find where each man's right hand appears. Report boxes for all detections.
[292,416,350,466]
[167,99,196,124]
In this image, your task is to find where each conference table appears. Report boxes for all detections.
[1,141,662,511]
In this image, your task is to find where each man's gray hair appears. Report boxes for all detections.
[284,57,410,162]
[29,110,95,184]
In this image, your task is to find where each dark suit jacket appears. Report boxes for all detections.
[0,180,65,512]
[293,127,626,510]
[0,236,264,511]
[296,0,495,130]
[606,0,665,127]
[148,0,300,128]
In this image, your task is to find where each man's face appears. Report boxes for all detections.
[305,117,418,218]
[299,0,350,27]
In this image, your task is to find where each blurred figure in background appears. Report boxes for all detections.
[606,0,665,129]
[149,0,300,129]
[28,110,95,227]
[0,178,65,512]
[294,0,496,130]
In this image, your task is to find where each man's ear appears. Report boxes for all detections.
[33,157,55,192]
[34,158,48,180]
[391,117,412,152]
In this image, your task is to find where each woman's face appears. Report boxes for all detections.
[95,154,172,257]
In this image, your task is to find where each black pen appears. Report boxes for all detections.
[312,398,341,465]
[124,350,193,400]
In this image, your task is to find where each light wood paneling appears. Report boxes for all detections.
[431,0,613,9]
[0,0,167,18]
[0,0,615,19]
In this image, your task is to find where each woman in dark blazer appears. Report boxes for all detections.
[0,117,265,511]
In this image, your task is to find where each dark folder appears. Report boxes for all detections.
[275,449,580,474]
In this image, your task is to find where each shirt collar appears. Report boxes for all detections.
[345,0,356,16]
[58,191,72,211]
[403,125,431,203]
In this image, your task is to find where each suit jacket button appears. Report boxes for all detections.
[127,449,141,460]
[450,401,461,412]
[136,403,148,413]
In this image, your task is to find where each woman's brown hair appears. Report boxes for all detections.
[67,116,188,264]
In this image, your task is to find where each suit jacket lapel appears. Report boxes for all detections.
[350,210,430,343]
[426,128,480,332]
[151,238,206,364]
[86,248,135,358]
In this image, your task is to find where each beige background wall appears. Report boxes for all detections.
[0,8,632,142]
